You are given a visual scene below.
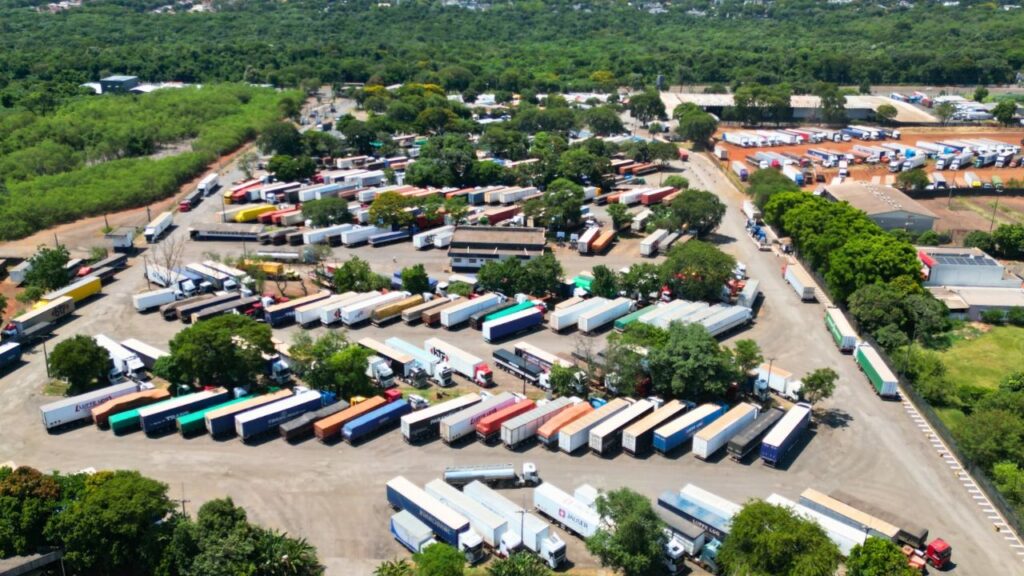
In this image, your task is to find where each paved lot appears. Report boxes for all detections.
[0,152,1020,574]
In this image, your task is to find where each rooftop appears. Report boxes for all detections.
[918,246,1000,268]
[101,75,138,82]
[450,226,546,247]
[822,182,937,219]
[929,285,1024,308]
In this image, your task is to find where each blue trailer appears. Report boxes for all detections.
[467,191,485,205]
[235,390,326,441]
[482,308,544,343]
[343,398,411,444]
[0,342,22,371]
[653,403,725,454]
[370,230,412,247]
[658,491,733,540]
[386,476,483,563]
[760,402,811,467]
[137,388,232,436]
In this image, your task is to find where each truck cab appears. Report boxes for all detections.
[662,529,687,575]
[458,530,485,564]
[366,356,395,388]
[925,538,951,569]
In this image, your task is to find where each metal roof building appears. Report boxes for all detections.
[819,182,936,233]
[447,226,546,270]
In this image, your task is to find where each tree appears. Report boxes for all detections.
[607,203,633,231]
[964,230,995,253]
[974,86,990,102]
[24,244,70,291]
[0,466,61,557]
[521,253,564,296]
[825,235,921,303]
[627,91,666,127]
[413,542,465,576]
[663,175,689,190]
[557,148,609,186]
[648,322,735,400]
[401,264,431,295]
[589,265,619,298]
[957,409,1024,471]
[813,82,847,125]
[539,178,584,231]
[480,126,529,160]
[444,197,470,225]
[487,552,550,576]
[935,102,956,125]
[895,168,929,192]
[846,537,918,576]
[670,189,726,237]
[303,197,351,227]
[239,151,258,179]
[46,470,173,576]
[603,337,649,397]
[660,240,736,302]
[584,107,625,136]
[267,154,316,181]
[315,345,375,399]
[875,104,898,125]
[993,100,1018,126]
[748,168,800,209]
[258,121,303,156]
[674,106,718,147]
[370,191,414,228]
[586,488,666,576]
[375,559,415,576]
[167,314,273,389]
[732,339,763,376]
[802,367,838,406]
[48,335,111,395]
[548,363,583,398]
[619,263,661,301]
[333,257,390,293]
[719,500,840,576]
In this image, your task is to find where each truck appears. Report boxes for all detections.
[235,389,327,441]
[314,396,388,442]
[855,344,899,397]
[264,290,332,327]
[0,342,23,372]
[413,226,455,249]
[463,481,566,568]
[477,400,535,444]
[559,398,633,454]
[492,349,544,386]
[144,211,173,243]
[767,494,866,556]
[727,407,785,461]
[659,485,740,541]
[137,388,231,436]
[91,389,170,429]
[177,395,254,437]
[469,301,515,330]
[41,276,101,304]
[589,398,654,456]
[386,476,485,564]
[443,463,540,488]
[2,296,75,342]
[426,479,518,554]
[390,510,437,553]
[699,306,752,338]
[482,307,544,343]
[40,381,139,430]
[653,403,725,455]
[402,394,482,444]
[825,307,858,352]
[784,262,815,301]
[502,397,577,449]
[133,287,179,313]
[372,294,424,326]
[902,154,927,171]
[441,293,503,329]
[693,403,759,460]
[203,389,296,437]
[341,291,409,326]
[537,402,593,448]
[533,482,604,539]
[641,229,669,257]
[760,402,811,467]
[343,398,411,444]
[177,293,240,324]
[279,400,348,442]
[385,337,454,387]
[731,161,749,181]
[578,297,632,334]
[403,296,454,324]
[184,262,238,291]
[119,338,168,370]
[94,334,145,378]
[622,400,689,457]
[548,298,606,332]
[425,338,493,387]
[190,295,261,323]
[439,392,519,444]
[319,291,381,325]
[365,356,395,388]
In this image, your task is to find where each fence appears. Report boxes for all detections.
[906,187,1024,200]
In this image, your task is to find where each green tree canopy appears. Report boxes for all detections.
[24,244,71,292]
[606,203,633,231]
[487,552,550,576]
[332,256,391,293]
[370,191,414,228]
[589,265,620,298]
[166,314,274,389]
[660,240,736,302]
[413,542,465,576]
[648,322,735,400]
[401,264,431,295]
[846,537,918,576]
[48,335,111,395]
[718,500,840,576]
[585,488,666,576]
[303,197,352,227]
[669,189,726,237]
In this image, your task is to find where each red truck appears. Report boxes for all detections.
[475,400,535,444]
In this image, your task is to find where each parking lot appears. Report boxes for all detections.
[0,151,1021,574]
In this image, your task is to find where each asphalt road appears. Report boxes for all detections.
[0,147,1019,574]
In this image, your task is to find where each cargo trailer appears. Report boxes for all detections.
[622,400,689,457]
[548,298,607,332]
[413,226,456,249]
[425,338,493,387]
[343,398,411,444]
[441,293,504,329]
[41,276,101,304]
[144,211,173,243]
[119,338,168,370]
[577,227,600,254]
[855,344,898,397]
[264,290,332,327]
[402,394,482,444]
[133,287,179,313]
[443,463,540,488]
[235,389,326,441]
[513,341,574,371]
[314,396,387,441]
[426,479,514,553]
[439,392,520,444]
[477,400,535,444]
[189,225,264,242]
[190,295,260,323]
[799,488,900,542]
[534,482,604,538]
[614,304,658,332]
[641,229,669,257]
[385,337,454,386]
[137,388,231,436]
[469,301,516,330]
[183,263,236,291]
[372,294,424,325]
[319,291,381,325]
[482,301,541,325]
[828,490,929,550]
[756,363,802,401]
[537,402,593,448]
[699,306,752,338]
[403,296,456,324]
[202,389,296,437]
[737,279,760,309]
[370,229,412,247]
[784,263,815,301]
[176,293,241,325]
[341,225,385,246]
[653,403,725,455]
[558,398,632,454]
[825,307,858,352]
[501,397,577,449]
[90,389,169,429]
[483,307,544,343]
[463,481,566,568]
[4,296,75,339]
[391,510,438,553]
[767,494,865,556]
[760,402,811,467]
[94,334,144,377]
[577,297,632,334]
[727,407,785,461]
[492,349,543,385]
[0,342,22,372]
[177,395,253,437]
[295,292,357,327]
[279,400,348,441]
[159,293,210,320]
[589,398,654,456]
[423,297,469,326]
[693,403,759,460]
[386,476,485,563]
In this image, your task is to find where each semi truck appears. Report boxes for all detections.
[386,476,485,564]
[501,397,578,449]
[41,276,101,304]
[264,290,332,327]
[319,291,381,326]
[439,392,520,444]
[577,297,632,334]
[401,394,482,444]
[477,400,535,444]
[825,307,858,352]
[760,402,811,467]
[756,363,802,401]
[91,389,169,429]
[559,398,633,454]
[133,287,180,313]
[2,296,75,342]
[426,479,517,554]
[692,403,759,460]
[341,291,409,326]
[537,402,593,448]
[119,338,168,370]
[653,403,725,455]
[441,293,504,329]
[463,481,566,568]
[184,262,237,291]
[425,338,493,387]
[203,389,295,437]
[784,263,816,301]
[385,337,454,387]
[279,400,348,442]
[855,344,899,397]
[390,510,437,553]
[727,407,785,461]
[40,381,140,430]
[533,482,604,539]
[622,400,689,457]
[343,398,411,444]
[94,334,145,378]
[443,463,540,488]
[589,398,655,456]
[314,396,388,442]
[144,211,173,243]
[482,307,544,343]
[548,298,606,332]
[137,388,231,436]
[358,338,416,380]
[235,389,327,442]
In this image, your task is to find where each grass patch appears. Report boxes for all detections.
[937,325,1024,390]
[935,406,968,432]
[42,380,69,396]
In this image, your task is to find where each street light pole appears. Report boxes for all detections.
[989,191,1002,233]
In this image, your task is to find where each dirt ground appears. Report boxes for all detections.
[919,194,1024,237]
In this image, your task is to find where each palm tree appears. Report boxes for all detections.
[374,558,414,576]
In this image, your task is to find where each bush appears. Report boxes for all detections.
[1007,307,1024,327]
[981,309,1007,325]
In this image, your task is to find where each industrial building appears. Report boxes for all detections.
[919,246,1024,320]
[660,93,876,121]
[447,226,546,270]
[818,182,936,233]
[99,75,140,94]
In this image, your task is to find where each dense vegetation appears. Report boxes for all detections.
[0,85,296,239]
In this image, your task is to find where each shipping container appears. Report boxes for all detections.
[343,399,412,444]
[279,400,349,442]
[403,296,456,324]
[372,294,425,325]
[177,396,253,437]
[614,304,658,332]
[91,389,170,429]
[319,291,382,326]
[537,402,593,448]
[41,276,101,304]
[463,481,566,568]
[693,403,759,460]
[578,297,632,334]
[426,479,512,551]
[314,396,388,441]
[590,399,654,456]
[137,388,231,436]
[727,407,785,461]
[855,345,898,397]
[264,290,332,327]
[402,394,483,444]
[534,482,604,538]
[558,398,633,454]
[622,400,689,457]
[483,307,544,343]
[40,382,140,430]
[590,230,616,254]
[760,403,811,467]
[477,400,536,443]
[501,397,577,449]
[653,403,725,455]
[784,264,816,301]
[439,392,520,444]
[549,298,607,332]
[235,389,325,441]
[825,307,858,352]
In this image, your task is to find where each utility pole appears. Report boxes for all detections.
[173,482,190,516]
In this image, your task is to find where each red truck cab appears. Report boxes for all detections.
[925,538,951,569]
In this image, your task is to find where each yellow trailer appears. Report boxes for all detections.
[242,260,285,277]
[371,295,424,325]
[39,276,101,305]
[233,204,275,223]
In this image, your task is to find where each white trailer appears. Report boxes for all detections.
[533,482,604,539]
[40,381,139,430]
[578,297,632,334]
[756,363,802,401]
[303,223,354,245]
[133,287,179,312]
[501,397,578,449]
[441,293,503,328]
[391,510,437,553]
[144,211,173,243]
[145,264,181,289]
[692,403,759,460]
[317,291,380,326]
[784,263,815,301]
[341,225,384,246]
[119,338,169,370]
[295,292,357,326]
[618,190,642,206]
[434,231,454,248]
[577,227,600,254]
[463,481,566,569]
[549,298,607,332]
[413,226,455,249]
[402,394,483,443]
[589,398,654,455]
[342,291,408,326]
[184,262,236,291]
[424,337,493,387]
[742,201,761,222]
[699,306,752,337]
[640,229,669,257]
[558,398,633,454]
[197,173,220,195]
[644,301,707,330]
[439,392,519,444]
[425,479,515,553]
[94,334,145,377]
[766,494,865,556]
[631,209,653,233]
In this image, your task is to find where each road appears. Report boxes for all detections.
[0,139,1019,574]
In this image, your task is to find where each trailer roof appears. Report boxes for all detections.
[800,488,899,538]
[591,399,653,438]
[235,390,321,423]
[39,382,138,412]
[503,397,575,431]
[624,400,688,438]
[655,403,720,437]
[403,394,481,426]
[696,403,758,440]
[560,398,632,435]
[137,388,225,417]
[762,403,811,447]
[388,476,470,530]
[426,479,506,532]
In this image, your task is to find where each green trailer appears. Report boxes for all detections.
[573,275,593,292]
[824,307,857,352]
[614,305,658,332]
[485,301,540,323]
[176,395,251,437]
[109,408,142,435]
[854,345,898,397]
